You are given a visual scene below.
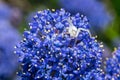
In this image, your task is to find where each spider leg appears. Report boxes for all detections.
[73,28,92,47]
[77,28,92,37]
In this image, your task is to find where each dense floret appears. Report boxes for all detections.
[15,9,103,80]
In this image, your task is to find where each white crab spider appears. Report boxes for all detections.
[66,19,91,38]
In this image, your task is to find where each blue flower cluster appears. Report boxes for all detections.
[59,0,112,30]
[0,21,20,79]
[15,9,104,80]
[105,47,120,80]
[0,2,21,80]
[0,2,12,20]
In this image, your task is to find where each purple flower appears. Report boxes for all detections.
[105,47,120,80]
[15,9,103,80]
[0,2,12,20]
[0,20,21,79]
[0,2,22,27]
[59,0,112,30]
